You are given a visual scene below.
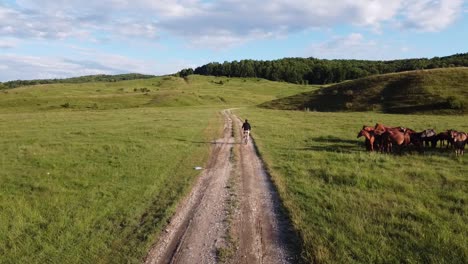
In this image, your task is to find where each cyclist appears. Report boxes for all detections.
[241,119,251,144]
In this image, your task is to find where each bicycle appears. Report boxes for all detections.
[242,130,250,145]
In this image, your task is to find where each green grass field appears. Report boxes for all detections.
[2,72,467,263]
[0,107,223,263]
[236,108,467,263]
[0,75,313,263]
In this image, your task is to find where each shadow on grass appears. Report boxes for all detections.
[312,136,361,145]
[299,136,458,157]
[299,136,363,153]
[296,145,362,154]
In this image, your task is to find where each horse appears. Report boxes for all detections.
[373,123,413,152]
[357,129,376,152]
[451,131,467,156]
[374,123,410,135]
[381,129,411,154]
[373,123,390,135]
[362,125,375,132]
[420,129,437,148]
[406,130,424,153]
[437,130,455,149]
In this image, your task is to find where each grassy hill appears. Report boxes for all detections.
[261,67,468,114]
[0,75,314,113]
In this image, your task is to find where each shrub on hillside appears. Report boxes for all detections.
[447,96,464,110]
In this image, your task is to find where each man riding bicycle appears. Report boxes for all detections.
[242,119,251,144]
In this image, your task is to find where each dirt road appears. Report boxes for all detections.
[145,110,299,264]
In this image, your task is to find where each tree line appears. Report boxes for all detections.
[0,73,156,89]
[179,53,468,84]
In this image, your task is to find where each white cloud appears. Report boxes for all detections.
[0,39,19,49]
[2,1,464,48]
[0,52,157,81]
[0,4,157,40]
[401,0,464,32]
[0,5,91,39]
[150,0,463,47]
[112,20,159,39]
[0,54,104,81]
[307,33,409,60]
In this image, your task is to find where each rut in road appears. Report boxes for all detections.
[145,110,300,264]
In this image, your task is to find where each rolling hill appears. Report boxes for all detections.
[260,67,468,114]
[0,75,315,113]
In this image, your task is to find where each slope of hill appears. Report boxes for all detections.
[261,68,468,114]
[0,75,315,113]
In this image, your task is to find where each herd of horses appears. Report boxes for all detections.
[357,123,468,156]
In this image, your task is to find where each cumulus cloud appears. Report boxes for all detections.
[0,3,157,40]
[307,33,408,60]
[1,0,464,48]
[162,0,463,43]
[0,39,19,49]
[401,0,464,31]
[0,5,90,39]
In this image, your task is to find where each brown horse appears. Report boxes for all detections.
[381,129,411,154]
[374,123,412,152]
[451,131,467,156]
[357,129,375,151]
[374,123,410,135]
[362,125,375,132]
[373,123,389,135]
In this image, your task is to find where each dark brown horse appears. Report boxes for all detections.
[420,129,437,148]
[437,130,455,149]
[406,130,425,152]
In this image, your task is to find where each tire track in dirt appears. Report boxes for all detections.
[144,109,299,264]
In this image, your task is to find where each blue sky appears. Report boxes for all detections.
[0,0,467,81]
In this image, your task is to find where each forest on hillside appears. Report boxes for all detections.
[179,53,468,84]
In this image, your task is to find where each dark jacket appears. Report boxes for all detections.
[242,122,251,131]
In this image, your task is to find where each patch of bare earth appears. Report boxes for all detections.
[145,110,300,264]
